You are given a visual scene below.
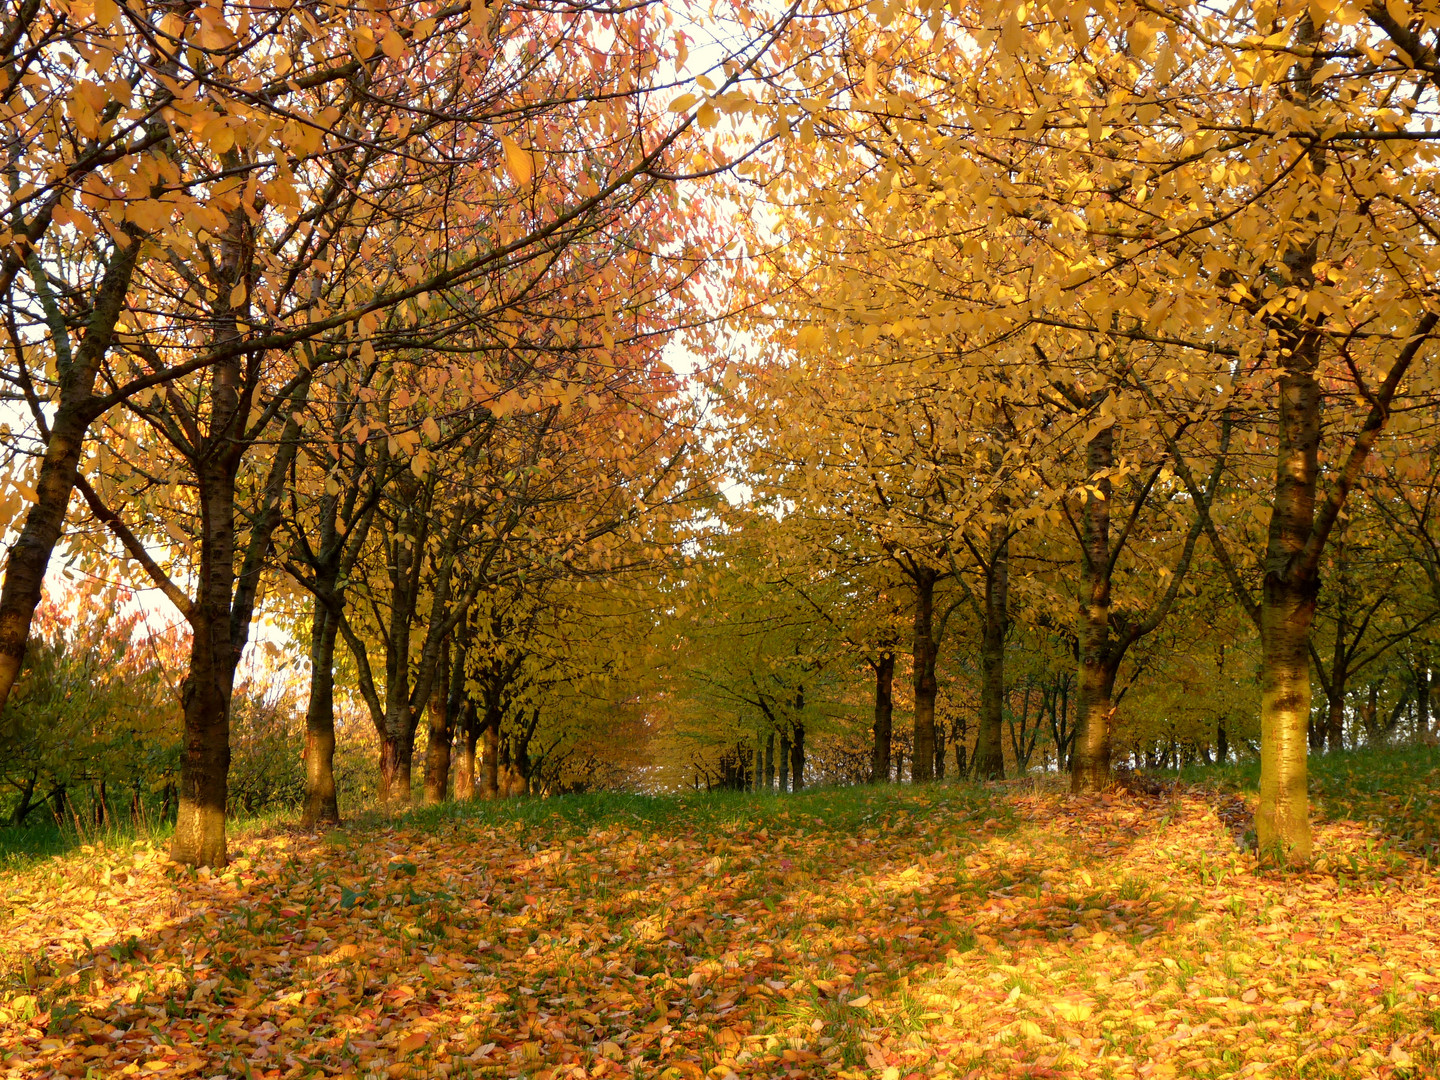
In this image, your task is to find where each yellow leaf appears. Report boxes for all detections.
[1016,1019,1047,1041]
[847,994,871,1008]
[668,93,699,114]
[502,136,534,186]
[94,0,117,26]
[1000,11,1023,53]
[381,30,405,59]
[422,416,441,443]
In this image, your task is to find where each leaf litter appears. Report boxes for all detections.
[0,778,1437,1080]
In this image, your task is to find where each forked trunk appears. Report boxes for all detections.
[911,568,938,782]
[0,238,141,717]
[302,601,340,827]
[1254,21,1327,862]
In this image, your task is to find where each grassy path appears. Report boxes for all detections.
[1,750,1438,1079]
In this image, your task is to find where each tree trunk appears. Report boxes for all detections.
[871,651,894,783]
[1324,693,1345,753]
[1072,656,1120,792]
[0,237,141,717]
[454,701,478,800]
[790,721,805,791]
[7,770,36,826]
[1216,715,1229,764]
[1417,663,1431,736]
[170,428,254,869]
[911,567,938,782]
[764,729,775,791]
[481,702,500,799]
[171,607,234,867]
[423,646,452,805]
[302,600,340,827]
[778,731,790,792]
[1256,369,1321,861]
[1071,424,1117,793]
[380,733,412,808]
[973,521,1010,780]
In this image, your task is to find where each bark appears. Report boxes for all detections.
[481,699,501,799]
[911,567,939,782]
[7,770,36,826]
[871,651,894,783]
[1325,694,1345,753]
[301,599,340,827]
[454,700,478,800]
[976,540,1012,778]
[778,731,790,793]
[1216,715,1229,764]
[0,235,141,717]
[763,729,775,791]
[1071,424,1118,793]
[172,601,234,867]
[1419,664,1432,736]
[972,521,1010,780]
[1254,13,1331,862]
[790,721,805,791]
[1256,366,1322,860]
[423,644,452,805]
[380,725,417,807]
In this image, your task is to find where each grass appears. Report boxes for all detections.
[1177,743,1440,856]
[3,742,1432,870]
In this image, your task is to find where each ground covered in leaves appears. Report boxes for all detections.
[2,748,1439,1080]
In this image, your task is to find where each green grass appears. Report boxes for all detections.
[1178,743,1440,855]
[5,743,1435,873]
[0,803,301,874]
[390,780,997,840]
